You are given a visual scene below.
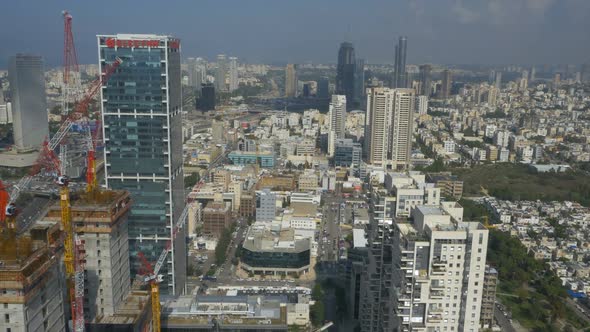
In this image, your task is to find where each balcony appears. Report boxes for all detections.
[427,314,443,323]
[431,266,446,275]
[432,258,447,266]
[415,269,429,282]
[429,306,444,314]
[430,282,444,291]
[430,290,445,300]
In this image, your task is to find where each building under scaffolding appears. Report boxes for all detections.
[0,222,67,332]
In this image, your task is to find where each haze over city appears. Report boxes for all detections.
[1,0,590,66]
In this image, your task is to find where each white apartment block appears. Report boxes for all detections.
[391,205,489,332]
[328,95,346,157]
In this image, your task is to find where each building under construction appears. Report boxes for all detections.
[44,190,135,323]
[0,222,67,331]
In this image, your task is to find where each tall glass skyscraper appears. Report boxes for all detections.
[393,36,408,89]
[97,34,186,295]
[8,54,48,151]
[336,42,356,107]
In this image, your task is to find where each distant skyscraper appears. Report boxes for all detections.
[440,69,452,99]
[215,54,227,92]
[393,36,408,88]
[8,54,48,151]
[199,83,216,111]
[582,64,590,82]
[419,64,432,96]
[530,66,536,82]
[336,42,356,106]
[98,34,186,295]
[553,73,561,87]
[229,57,238,92]
[317,77,330,99]
[285,64,298,97]
[354,58,365,106]
[365,87,414,170]
[327,95,346,157]
[494,71,502,90]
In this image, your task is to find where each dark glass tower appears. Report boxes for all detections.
[393,36,408,88]
[419,64,433,96]
[336,42,356,107]
[97,34,186,295]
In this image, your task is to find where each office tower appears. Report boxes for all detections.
[415,95,428,115]
[98,34,186,295]
[202,201,232,237]
[419,64,432,96]
[256,188,277,222]
[327,95,347,157]
[440,69,452,99]
[354,58,365,105]
[336,42,356,105]
[530,66,536,82]
[302,83,311,97]
[384,206,489,331]
[582,64,590,82]
[199,83,216,111]
[365,87,415,170]
[229,56,238,92]
[285,64,298,97]
[488,70,496,85]
[393,36,408,88]
[334,138,362,167]
[215,54,227,92]
[494,71,502,89]
[317,77,330,99]
[8,54,48,151]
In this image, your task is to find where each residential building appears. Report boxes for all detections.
[426,172,464,199]
[98,34,186,295]
[415,95,428,115]
[8,54,48,151]
[228,150,275,168]
[419,64,433,96]
[229,56,238,92]
[328,95,346,157]
[386,206,489,332]
[215,54,227,92]
[481,266,498,329]
[285,64,298,97]
[202,201,232,237]
[440,69,452,99]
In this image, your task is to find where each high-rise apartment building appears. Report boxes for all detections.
[97,34,186,295]
[415,95,429,115]
[530,66,536,82]
[285,64,298,97]
[419,64,433,96]
[393,36,408,88]
[365,87,414,170]
[327,95,346,157]
[229,56,238,92]
[187,57,207,88]
[336,42,356,106]
[215,54,227,92]
[494,71,502,90]
[8,54,48,151]
[440,69,452,99]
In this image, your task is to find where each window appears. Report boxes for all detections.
[478,233,483,244]
[4,314,9,323]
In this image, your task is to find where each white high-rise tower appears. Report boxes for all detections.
[327,95,346,157]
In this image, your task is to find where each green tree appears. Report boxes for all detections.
[185,172,201,188]
[310,301,325,326]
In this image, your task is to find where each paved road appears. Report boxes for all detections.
[318,194,343,263]
[494,304,516,332]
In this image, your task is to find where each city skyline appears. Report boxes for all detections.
[1,0,590,67]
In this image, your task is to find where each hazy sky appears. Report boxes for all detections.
[1,0,589,67]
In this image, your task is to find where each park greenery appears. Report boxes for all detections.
[453,163,590,206]
[214,228,232,265]
[184,172,201,189]
[310,283,325,327]
[487,230,589,331]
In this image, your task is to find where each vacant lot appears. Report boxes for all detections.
[453,163,590,206]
